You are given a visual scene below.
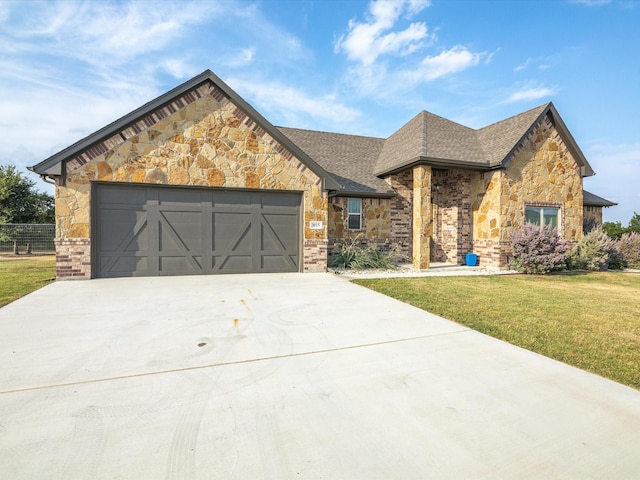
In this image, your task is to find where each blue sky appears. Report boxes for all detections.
[1,0,638,223]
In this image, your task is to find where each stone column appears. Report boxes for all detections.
[412,165,432,270]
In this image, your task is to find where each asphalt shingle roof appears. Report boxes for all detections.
[280,103,564,194]
[583,190,617,207]
[277,127,392,195]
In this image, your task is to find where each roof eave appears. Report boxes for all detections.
[374,156,493,178]
[332,190,396,198]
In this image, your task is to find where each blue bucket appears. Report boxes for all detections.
[465,253,478,267]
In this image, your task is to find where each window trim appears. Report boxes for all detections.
[524,203,562,230]
[347,198,362,230]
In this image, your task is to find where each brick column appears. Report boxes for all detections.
[412,165,432,270]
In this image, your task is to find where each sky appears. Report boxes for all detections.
[1,0,638,224]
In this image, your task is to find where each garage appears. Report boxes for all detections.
[93,183,301,278]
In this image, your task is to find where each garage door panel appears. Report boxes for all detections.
[102,256,149,277]
[212,213,251,251]
[158,188,205,206]
[260,191,300,208]
[98,185,147,204]
[98,210,148,252]
[261,214,298,250]
[94,184,301,278]
[262,255,297,270]
[215,254,253,272]
[159,211,203,252]
[159,256,202,274]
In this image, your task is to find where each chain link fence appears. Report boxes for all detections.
[0,224,55,254]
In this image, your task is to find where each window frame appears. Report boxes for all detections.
[347,198,363,231]
[524,204,561,229]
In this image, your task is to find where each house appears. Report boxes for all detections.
[583,190,617,226]
[30,69,613,279]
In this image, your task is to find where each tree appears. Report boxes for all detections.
[603,212,640,239]
[628,212,640,233]
[603,221,626,239]
[0,165,54,224]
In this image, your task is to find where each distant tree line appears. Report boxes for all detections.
[603,212,640,239]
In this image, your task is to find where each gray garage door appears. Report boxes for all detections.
[93,183,301,278]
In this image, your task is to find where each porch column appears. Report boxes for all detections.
[412,165,432,270]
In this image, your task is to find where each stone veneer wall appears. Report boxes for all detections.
[472,115,584,267]
[412,165,432,269]
[54,82,328,278]
[431,169,473,264]
[327,196,391,251]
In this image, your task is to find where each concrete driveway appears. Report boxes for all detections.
[1,273,639,479]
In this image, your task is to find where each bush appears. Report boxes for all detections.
[617,232,640,269]
[510,224,569,274]
[570,228,621,271]
[329,236,403,270]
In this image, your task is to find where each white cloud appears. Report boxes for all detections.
[416,46,482,81]
[228,77,361,127]
[570,0,613,6]
[515,57,552,72]
[335,0,483,99]
[224,47,256,68]
[335,0,433,66]
[507,85,556,103]
[10,1,219,68]
[515,58,533,72]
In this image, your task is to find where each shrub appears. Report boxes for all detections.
[570,228,621,270]
[510,224,569,274]
[617,232,640,269]
[329,236,403,270]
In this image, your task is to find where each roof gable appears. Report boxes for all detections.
[374,102,595,178]
[477,103,548,165]
[374,111,483,176]
[30,70,341,191]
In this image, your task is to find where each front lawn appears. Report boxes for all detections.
[0,256,56,307]
[354,272,640,390]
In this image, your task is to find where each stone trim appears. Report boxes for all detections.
[55,238,91,279]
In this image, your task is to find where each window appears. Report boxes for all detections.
[347,198,362,230]
[525,205,559,228]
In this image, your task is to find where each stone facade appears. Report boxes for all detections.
[472,116,584,267]
[327,196,391,247]
[54,82,328,279]
[412,165,432,269]
[328,117,585,270]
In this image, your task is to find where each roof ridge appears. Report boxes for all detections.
[477,102,550,132]
[277,126,383,141]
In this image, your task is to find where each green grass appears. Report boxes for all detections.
[0,257,56,308]
[354,272,640,390]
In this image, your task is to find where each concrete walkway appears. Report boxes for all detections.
[1,273,639,479]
